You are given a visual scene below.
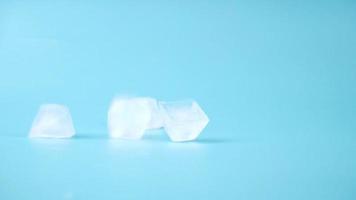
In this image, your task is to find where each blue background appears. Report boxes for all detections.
[0,0,355,199]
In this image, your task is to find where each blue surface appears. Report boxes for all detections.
[1,0,356,199]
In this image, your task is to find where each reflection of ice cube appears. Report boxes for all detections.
[29,104,76,138]
[108,97,153,139]
[159,100,209,142]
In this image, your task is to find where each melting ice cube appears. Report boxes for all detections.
[29,104,76,138]
[159,100,209,142]
[108,97,154,139]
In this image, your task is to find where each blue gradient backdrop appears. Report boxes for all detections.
[0,0,355,199]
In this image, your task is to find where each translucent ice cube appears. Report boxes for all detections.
[108,97,153,139]
[29,104,76,138]
[159,100,209,142]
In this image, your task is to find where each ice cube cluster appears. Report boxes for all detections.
[108,97,209,142]
[29,97,209,142]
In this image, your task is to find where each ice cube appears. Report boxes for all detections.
[159,100,209,142]
[29,104,76,138]
[108,97,153,139]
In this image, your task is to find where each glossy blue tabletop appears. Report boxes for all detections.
[0,1,355,199]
